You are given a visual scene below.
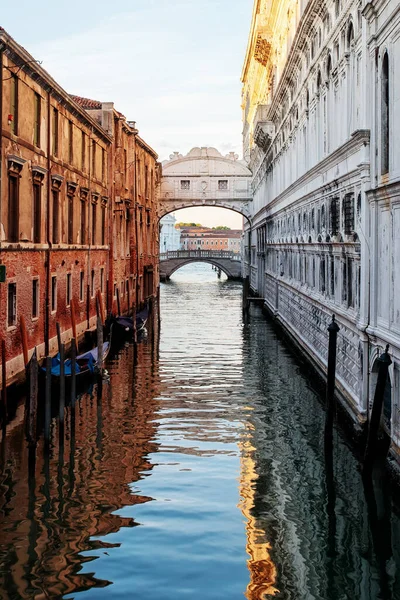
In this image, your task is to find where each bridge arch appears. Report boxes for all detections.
[167,259,233,279]
[160,147,253,222]
[159,250,242,281]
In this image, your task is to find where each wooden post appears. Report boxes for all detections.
[132,304,137,344]
[70,338,76,408]
[97,289,105,324]
[56,323,65,426]
[364,345,392,472]
[97,315,103,374]
[44,355,51,446]
[242,276,250,315]
[116,287,121,316]
[1,339,7,422]
[325,315,340,437]
[28,348,38,447]
[20,315,29,367]
[70,297,77,340]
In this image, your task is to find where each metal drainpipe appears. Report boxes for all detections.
[45,91,52,356]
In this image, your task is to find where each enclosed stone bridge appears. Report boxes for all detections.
[160,147,252,222]
[159,250,242,281]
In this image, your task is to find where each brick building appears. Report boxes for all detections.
[0,29,160,386]
[70,98,160,315]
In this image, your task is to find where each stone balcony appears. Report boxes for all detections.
[253,105,274,151]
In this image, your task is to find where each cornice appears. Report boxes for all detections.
[251,130,370,218]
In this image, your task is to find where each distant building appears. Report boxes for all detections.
[180,228,242,253]
[159,213,181,252]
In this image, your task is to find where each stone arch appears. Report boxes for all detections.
[166,259,234,279]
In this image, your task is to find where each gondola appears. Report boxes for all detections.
[108,308,148,342]
[41,335,111,384]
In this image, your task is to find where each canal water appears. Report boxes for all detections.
[1,262,400,599]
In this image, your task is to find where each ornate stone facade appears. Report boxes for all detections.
[242,0,400,456]
[160,147,252,221]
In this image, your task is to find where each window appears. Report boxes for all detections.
[81,131,86,170]
[91,270,95,297]
[92,140,96,176]
[34,93,41,147]
[320,257,326,293]
[10,75,18,135]
[69,120,74,164]
[101,205,106,245]
[92,203,97,245]
[330,198,339,235]
[8,175,19,242]
[180,180,190,190]
[113,282,117,297]
[33,183,41,243]
[100,268,104,293]
[32,279,39,318]
[7,283,16,327]
[51,276,57,312]
[52,108,58,156]
[67,195,74,244]
[66,273,72,306]
[52,189,59,243]
[80,271,85,301]
[81,199,86,244]
[145,165,149,198]
[381,53,389,175]
[124,149,127,186]
[343,194,354,235]
[218,180,228,190]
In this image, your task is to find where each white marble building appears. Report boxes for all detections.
[242,0,400,459]
[159,213,181,253]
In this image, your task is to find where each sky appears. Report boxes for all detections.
[1,0,253,229]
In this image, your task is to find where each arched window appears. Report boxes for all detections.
[343,193,354,234]
[326,54,332,80]
[346,21,354,51]
[316,70,322,94]
[330,198,339,235]
[321,204,326,229]
[381,52,389,174]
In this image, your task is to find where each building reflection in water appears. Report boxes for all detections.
[0,324,162,599]
[238,429,279,598]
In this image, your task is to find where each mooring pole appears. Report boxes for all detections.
[325,315,340,438]
[1,339,7,423]
[96,315,103,375]
[363,345,392,473]
[70,338,76,408]
[28,348,38,448]
[132,304,137,344]
[116,287,121,316]
[44,355,51,447]
[56,323,65,428]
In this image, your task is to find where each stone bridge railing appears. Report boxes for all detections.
[160,250,241,261]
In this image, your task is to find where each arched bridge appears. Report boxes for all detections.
[159,250,242,281]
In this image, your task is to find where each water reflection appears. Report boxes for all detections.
[0,263,400,599]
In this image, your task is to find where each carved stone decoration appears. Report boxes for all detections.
[254,35,271,66]
[67,180,78,196]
